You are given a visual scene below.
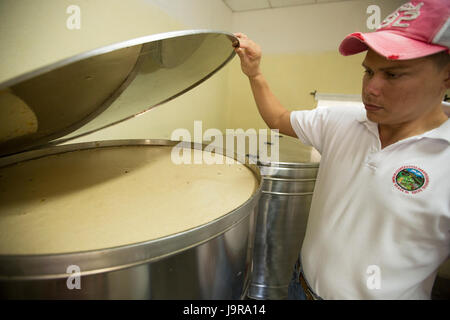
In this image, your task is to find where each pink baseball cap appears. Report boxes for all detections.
[339,0,450,60]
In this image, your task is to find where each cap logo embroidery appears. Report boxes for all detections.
[392,165,429,194]
[378,2,424,29]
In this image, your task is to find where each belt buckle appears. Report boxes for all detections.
[299,272,315,301]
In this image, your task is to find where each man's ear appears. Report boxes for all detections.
[445,63,450,89]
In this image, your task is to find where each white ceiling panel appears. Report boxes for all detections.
[223,0,354,12]
[224,0,270,12]
[316,0,348,3]
[269,0,315,8]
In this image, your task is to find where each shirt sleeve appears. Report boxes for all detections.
[290,107,331,154]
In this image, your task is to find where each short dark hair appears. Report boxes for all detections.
[426,50,450,69]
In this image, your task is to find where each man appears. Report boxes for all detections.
[234,0,449,299]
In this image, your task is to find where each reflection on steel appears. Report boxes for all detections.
[248,138,320,300]
[0,30,238,157]
[0,139,261,299]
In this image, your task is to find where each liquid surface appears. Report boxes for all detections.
[0,145,257,254]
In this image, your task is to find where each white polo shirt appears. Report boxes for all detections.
[290,105,450,299]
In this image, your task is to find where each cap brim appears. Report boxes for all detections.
[339,31,448,60]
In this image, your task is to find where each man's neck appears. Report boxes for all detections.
[378,104,448,149]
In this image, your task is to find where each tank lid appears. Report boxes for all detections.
[0,30,238,157]
[215,133,320,166]
[271,134,321,165]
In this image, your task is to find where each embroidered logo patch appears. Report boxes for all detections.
[392,166,429,194]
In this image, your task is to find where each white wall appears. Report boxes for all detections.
[232,0,404,54]
[0,0,234,144]
[146,0,232,31]
[0,0,232,83]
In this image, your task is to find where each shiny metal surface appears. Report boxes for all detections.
[0,214,255,299]
[0,30,238,157]
[248,137,319,300]
[0,139,261,299]
[262,177,317,194]
[245,134,320,166]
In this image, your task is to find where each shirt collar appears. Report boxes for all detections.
[356,111,367,123]
[356,111,450,144]
[422,118,450,143]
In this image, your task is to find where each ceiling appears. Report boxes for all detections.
[223,0,354,12]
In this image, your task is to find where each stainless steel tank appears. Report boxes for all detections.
[0,140,261,299]
[247,135,320,300]
[0,31,262,299]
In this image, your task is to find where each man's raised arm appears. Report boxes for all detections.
[234,33,297,138]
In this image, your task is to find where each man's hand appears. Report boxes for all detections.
[234,33,262,79]
[231,32,297,138]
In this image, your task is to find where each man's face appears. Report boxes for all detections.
[361,49,449,126]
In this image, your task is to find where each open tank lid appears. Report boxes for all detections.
[0,30,239,157]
